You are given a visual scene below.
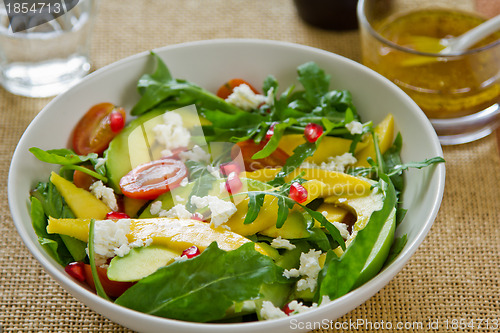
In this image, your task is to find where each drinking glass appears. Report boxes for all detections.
[0,0,96,98]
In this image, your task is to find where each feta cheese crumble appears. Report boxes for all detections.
[153,111,191,157]
[283,249,323,292]
[346,121,363,135]
[89,181,118,211]
[90,219,131,263]
[178,145,211,163]
[300,152,357,173]
[260,301,287,320]
[225,84,266,111]
[149,200,163,216]
[190,195,237,228]
[159,204,193,219]
[271,236,296,250]
[259,296,332,320]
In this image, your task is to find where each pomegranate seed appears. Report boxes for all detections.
[304,123,323,143]
[265,122,278,141]
[220,161,241,176]
[282,303,294,315]
[289,182,308,203]
[65,262,86,282]
[109,110,125,133]
[182,245,201,259]
[225,172,243,194]
[191,212,204,221]
[106,211,130,220]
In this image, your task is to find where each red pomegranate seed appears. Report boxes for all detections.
[191,212,204,221]
[225,172,243,194]
[106,211,130,220]
[265,122,278,141]
[109,110,125,133]
[65,262,86,282]
[304,123,323,143]
[282,303,294,315]
[182,245,201,258]
[220,161,241,176]
[289,182,308,203]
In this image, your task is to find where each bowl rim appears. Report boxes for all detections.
[8,38,445,331]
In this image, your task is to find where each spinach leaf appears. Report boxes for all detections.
[316,175,397,301]
[251,118,297,159]
[385,234,408,265]
[115,242,286,322]
[31,182,87,262]
[30,197,73,266]
[131,53,242,116]
[29,147,107,182]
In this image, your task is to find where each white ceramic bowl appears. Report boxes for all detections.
[8,39,445,333]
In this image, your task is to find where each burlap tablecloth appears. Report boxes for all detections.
[1,0,499,332]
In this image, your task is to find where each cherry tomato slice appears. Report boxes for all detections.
[72,103,126,155]
[119,159,187,200]
[216,78,260,99]
[83,264,134,298]
[232,140,290,171]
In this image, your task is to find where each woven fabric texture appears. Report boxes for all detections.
[1,0,499,332]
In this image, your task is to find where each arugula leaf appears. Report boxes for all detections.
[115,242,286,322]
[387,157,446,177]
[244,192,266,224]
[88,219,110,301]
[297,62,331,106]
[251,118,297,159]
[316,175,397,301]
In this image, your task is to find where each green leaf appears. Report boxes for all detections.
[88,219,110,301]
[251,119,297,159]
[302,207,344,250]
[385,234,408,265]
[317,175,397,301]
[244,192,266,224]
[115,242,286,322]
[387,157,446,177]
[30,197,73,266]
[297,62,331,106]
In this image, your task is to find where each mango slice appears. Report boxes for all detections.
[278,135,367,164]
[46,217,268,255]
[50,172,111,219]
[242,168,372,198]
[355,114,394,167]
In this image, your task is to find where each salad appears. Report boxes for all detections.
[29,53,444,323]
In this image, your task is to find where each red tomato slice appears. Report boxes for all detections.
[72,102,126,155]
[119,159,187,200]
[233,140,290,171]
[216,78,260,99]
[83,264,134,298]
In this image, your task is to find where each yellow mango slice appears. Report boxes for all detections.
[50,172,111,219]
[278,135,368,164]
[355,114,395,167]
[123,196,148,218]
[259,210,310,239]
[225,195,281,236]
[47,217,268,255]
[242,168,372,198]
[316,203,349,224]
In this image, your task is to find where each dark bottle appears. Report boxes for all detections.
[293,0,359,30]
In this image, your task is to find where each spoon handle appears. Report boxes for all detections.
[445,14,500,53]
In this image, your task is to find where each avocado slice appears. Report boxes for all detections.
[107,245,181,282]
[105,108,166,193]
[259,210,311,239]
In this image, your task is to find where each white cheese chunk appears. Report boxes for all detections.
[346,121,363,135]
[190,195,237,228]
[271,236,296,250]
[178,145,211,163]
[260,301,287,320]
[225,84,266,111]
[153,111,191,157]
[300,152,357,173]
[159,204,192,219]
[89,180,118,211]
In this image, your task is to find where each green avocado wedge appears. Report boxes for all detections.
[105,108,166,193]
